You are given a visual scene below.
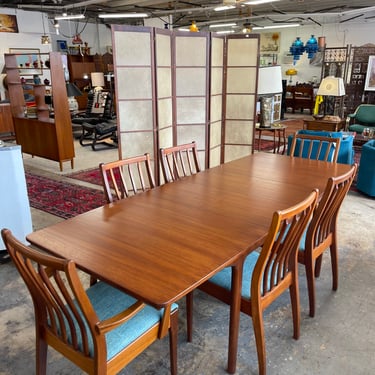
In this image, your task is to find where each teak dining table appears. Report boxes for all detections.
[27,153,353,374]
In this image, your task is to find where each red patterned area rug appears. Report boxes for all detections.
[26,172,106,219]
[67,167,106,186]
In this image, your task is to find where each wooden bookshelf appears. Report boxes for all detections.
[4,52,74,171]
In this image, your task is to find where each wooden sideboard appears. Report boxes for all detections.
[0,103,15,140]
[304,118,345,132]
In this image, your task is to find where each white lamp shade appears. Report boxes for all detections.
[91,72,105,88]
[258,65,283,95]
[317,76,345,96]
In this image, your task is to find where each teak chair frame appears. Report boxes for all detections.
[159,141,201,183]
[189,190,319,375]
[1,229,178,375]
[100,153,156,203]
[289,133,342,162]
[298,163,358,317]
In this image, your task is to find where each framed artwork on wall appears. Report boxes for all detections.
[9,48,42,75]
[0,14,18,33]
[364,56,375,91]
[260,32,280,53]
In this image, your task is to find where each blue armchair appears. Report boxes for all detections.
[347,104,375,134]
[357,140,375,197]
[287,130,354,165]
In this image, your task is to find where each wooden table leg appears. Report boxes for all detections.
[227,259,244,374]
[258,130,262,151]
[273,130,276,153]
[281,128,286,155]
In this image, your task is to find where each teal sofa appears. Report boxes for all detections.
[287,130,354,165]
[347,104,375,134]
[357,140,375,197]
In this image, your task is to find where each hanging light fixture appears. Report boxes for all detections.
[289,37,304,65]
[305,35,318,59]
[40,10,50,45]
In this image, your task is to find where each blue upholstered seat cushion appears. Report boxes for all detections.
[63,282,178,360]
[209,252,260,299]
[287,130,354,164]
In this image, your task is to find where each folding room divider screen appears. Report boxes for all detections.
[112,25,259,184]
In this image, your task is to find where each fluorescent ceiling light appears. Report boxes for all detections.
[214,5,236,11]
[209,23,237,28]
[253,23,300,30]
[216,30,235,34]
[55,14,85,20]
[244,0,280,4]
[98,13,148,19]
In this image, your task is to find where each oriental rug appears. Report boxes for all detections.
[25,172,106,219]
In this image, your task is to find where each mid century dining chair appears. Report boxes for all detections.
[289,133,342,162]
[1,229,178,375]
[159,141,201,183]
[298,163,357,317]
[190,190,319,375]
[100,153,156,203]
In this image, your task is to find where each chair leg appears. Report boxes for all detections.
[289,273,300,340]
[36,331,48,375]
[252,305,267,375]
[330,243,339,291]
[186,291,193,342]
[314,254,323,278]
[169,309,179,375]
[305,258,317,318]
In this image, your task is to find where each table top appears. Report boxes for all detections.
[27,153,352,309]
[256,124,287,131]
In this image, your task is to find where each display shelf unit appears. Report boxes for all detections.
[5,52,74,171]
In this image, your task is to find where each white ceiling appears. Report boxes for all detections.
[3,0,375,30]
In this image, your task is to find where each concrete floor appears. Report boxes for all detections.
[1,134,375,374]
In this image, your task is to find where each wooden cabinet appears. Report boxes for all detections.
[0,103,15,140]
[5,52,74,171]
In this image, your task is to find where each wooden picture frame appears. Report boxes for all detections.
[9,48,42,75]
[364,56,375,91]
[260,32,280,53]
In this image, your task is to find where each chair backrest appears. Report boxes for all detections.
[159,141,201,183]
[100,153,156,203]
[354,104,375,124]
[289,133,341,162]
[1,228,107,371]
[252,189,318,306]
[305,163,357,254]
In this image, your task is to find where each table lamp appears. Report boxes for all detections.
[285,68,297,84]
[66,82,82,111]
[316,76,345,117]
[258,65,283,128]
[91,72,105,92]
